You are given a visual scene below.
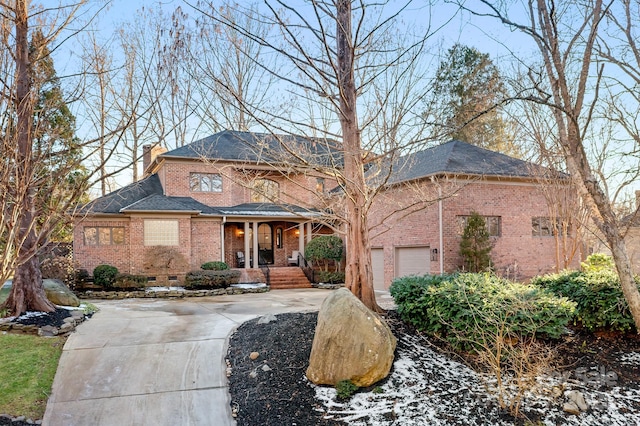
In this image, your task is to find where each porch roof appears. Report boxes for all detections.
[120,194,219,214]
[217,203,323,218]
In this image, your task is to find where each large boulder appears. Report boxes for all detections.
[306,288,396,387]
[0,279,80,307]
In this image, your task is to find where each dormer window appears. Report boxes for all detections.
[190,173,222,192]
[252,179,279,202]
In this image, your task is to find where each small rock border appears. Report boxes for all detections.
[0,309,87,337]
[77,286,270,300]
[312,283,344,290]
[0,413,41,425]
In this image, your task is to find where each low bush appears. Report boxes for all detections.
[314,271,345,284]
[390,273,572,417]
[114,274,148,289]
[335,379,359,400]
[184,270,240,289]
[390,273,576,349]
[201,261,229,271]
[532,268,639,332]
[93,264,119,288]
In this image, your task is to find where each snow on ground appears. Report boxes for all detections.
[619,352,640,366]
[313,333,640,425]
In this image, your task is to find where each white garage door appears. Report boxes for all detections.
[395,246,430,278]
[371,248,385,290]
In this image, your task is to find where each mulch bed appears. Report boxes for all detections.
[227,311,640,425]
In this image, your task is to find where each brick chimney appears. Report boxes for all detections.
[142,144,167,175]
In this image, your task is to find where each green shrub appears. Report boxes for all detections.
[390,273,575,349]
[335,379,359,400]
[93,264,119,288]
[314,271,345,284]
[184,270,240,289]
[201,261,229,271]
[459,211,493,272]
[305,235,344,271]
[581,253,615,273]
[114,274,148,289]
[532,269,638,332]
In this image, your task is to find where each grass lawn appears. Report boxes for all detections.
[0,333,65,420]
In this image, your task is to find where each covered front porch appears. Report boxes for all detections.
[218,203,330,270]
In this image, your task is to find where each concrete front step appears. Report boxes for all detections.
[268,267,312,289]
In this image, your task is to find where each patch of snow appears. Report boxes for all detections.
[619,352,640,366]
[231,283,267,289]
[314,333,640,425]
[145,286,185,292]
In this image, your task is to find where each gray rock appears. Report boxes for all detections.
[306,288,396,387]
[258,314,277,324]
[261,364,272,372]
[563,400,581,415]
[38,325,58,337]
[566,390,588,411]
[0,279,80,307]
[249,370,257,379]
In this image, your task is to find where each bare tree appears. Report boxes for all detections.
[0,0,144,314]
[468,0,640,330]
[188,1,448,312]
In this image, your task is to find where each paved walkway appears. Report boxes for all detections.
[43,289,394,426]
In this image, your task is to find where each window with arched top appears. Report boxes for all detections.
[251,179,279,202]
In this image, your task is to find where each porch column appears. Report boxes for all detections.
[306,222,313,243]
[298,223,304,255]
[244,222,250,270]
[220,221,225,263]
[253,221,259,269]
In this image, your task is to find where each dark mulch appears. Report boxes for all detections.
[227,311,640,426]
[10,308,71,328]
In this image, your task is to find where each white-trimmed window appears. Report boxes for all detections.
[144,220,179,246]
[84,226,125,246]
[251,178,279,202]
[457,215,502,237]
[190,173,222,192]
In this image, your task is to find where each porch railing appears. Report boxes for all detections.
[260,264,271,287]
[298,252,315,284]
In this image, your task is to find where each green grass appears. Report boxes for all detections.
[0,334,65,419]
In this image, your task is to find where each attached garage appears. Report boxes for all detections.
[394,246,430,278]
[371,248,385,290]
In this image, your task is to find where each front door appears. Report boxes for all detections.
[257,223,274,264]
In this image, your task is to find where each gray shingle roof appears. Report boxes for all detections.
[79,174,164,214]
[161,130,342,166]
[120,194,220,214]
[217,203,322,217]
[380,140,565,184]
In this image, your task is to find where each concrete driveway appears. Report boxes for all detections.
[43,289,394,426]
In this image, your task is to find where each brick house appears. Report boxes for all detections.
[73,131,579,287]
[367,141,581,288]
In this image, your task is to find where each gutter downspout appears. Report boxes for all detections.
[438,186,444,274]
[221,216,226,263]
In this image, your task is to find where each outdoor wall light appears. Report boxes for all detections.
[237,228,245,237]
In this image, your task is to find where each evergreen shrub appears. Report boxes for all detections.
[390,273,575,349]
[184,270,240,289]
[532,266,639,332]
[93,264,119,288]
[201,261,229,271]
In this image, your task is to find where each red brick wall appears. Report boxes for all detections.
[159,159,337,207]
[73,218,131,274]
[368,178,581,288]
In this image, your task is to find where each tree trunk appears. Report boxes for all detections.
[336,0,380,313]
[563,125,640,331]
[2,0,55,315]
